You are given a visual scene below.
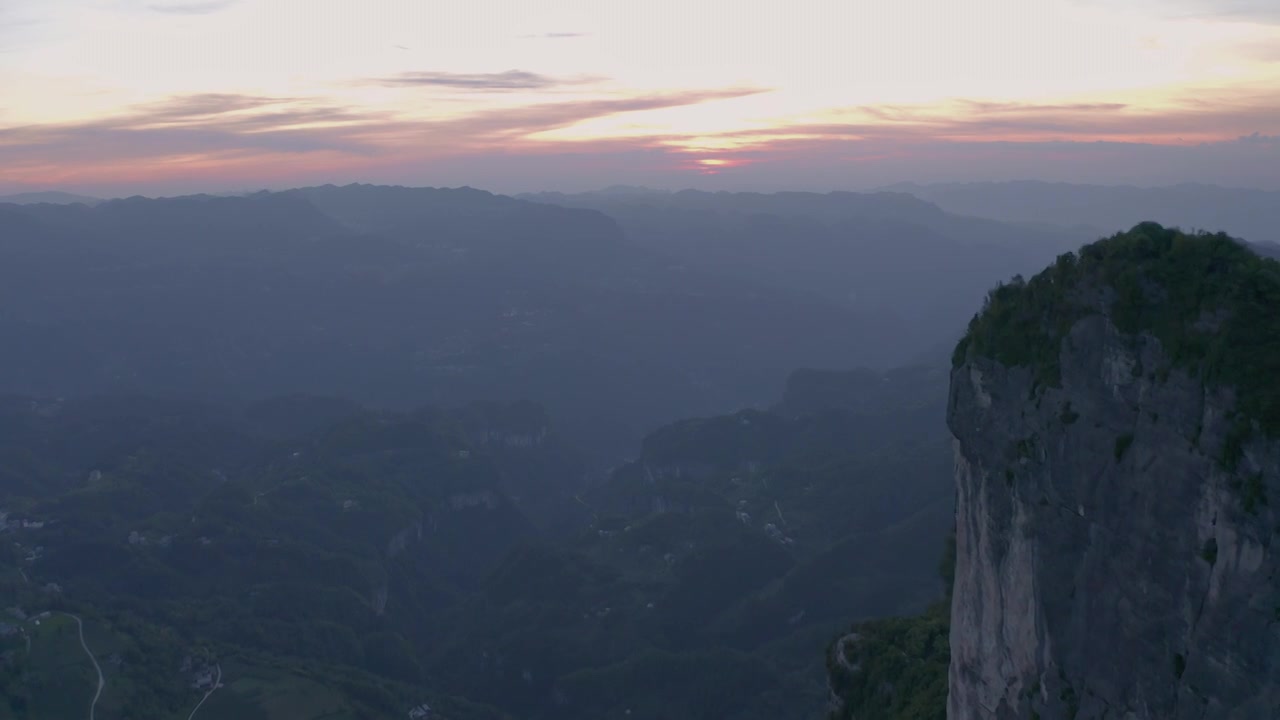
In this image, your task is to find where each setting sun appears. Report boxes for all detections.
[3,2,1280,718]
[0,0,1277,192]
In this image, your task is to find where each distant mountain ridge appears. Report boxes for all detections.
[884,180,1280,246]
[521,187,1092,360]
[0,181,1178,469]
[0,184,906,467]
[0,191,102,205]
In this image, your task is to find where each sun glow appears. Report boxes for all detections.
[0,0,1278,191]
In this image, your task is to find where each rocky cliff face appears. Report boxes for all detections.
[947,225,1280,719]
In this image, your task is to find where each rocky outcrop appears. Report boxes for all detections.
[947,226,1280,719]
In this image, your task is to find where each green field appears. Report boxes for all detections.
[0,607,500,720]
[2,617,383,720]
[1,614,98,720]
[196,660,357,720]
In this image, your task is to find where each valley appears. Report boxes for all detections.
[3,186,1278,719]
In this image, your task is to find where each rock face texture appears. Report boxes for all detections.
[947,226,1280,719]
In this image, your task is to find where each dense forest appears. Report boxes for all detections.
[7,183,1273,718]
[0,362,951,719]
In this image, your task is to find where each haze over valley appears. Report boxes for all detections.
[3,1,1280,719]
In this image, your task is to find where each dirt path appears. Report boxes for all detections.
[186,663,222,720]
[61,614,104,720]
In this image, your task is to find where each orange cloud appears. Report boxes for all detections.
[0,87,766,186]
[2,82,1278,192]
[652,89,1280,164]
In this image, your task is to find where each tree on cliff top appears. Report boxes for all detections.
[954,222,1280,462]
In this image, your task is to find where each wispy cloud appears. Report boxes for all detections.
[3,75,1277,194]
[689,93,1280,149]
[147,0,238,14]
[0,87,766,185]
[370,70,602,91]
[132,93,280,121]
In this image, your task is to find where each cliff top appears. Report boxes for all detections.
[953,222,1280,464]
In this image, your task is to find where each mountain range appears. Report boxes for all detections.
[0,183,1098,468]
[4,183,1278,719]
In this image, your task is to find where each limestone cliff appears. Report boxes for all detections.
[947,224,1280,719]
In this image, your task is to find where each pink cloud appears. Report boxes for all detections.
[2,85,1278,194]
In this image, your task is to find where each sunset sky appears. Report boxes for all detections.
[2,0,1279,195]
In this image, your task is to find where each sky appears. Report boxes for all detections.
[1,0,1279,196]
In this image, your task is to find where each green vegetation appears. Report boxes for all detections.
[0,586,495,720]
[1244,474,1264,512]
[1173,653,1187,679]
[0,366,954,720]
[1114,433,1135,462]
[1222,416,1253,471]
[952,261,1081,390]
[0,397,552,720]
[0,614,99,720]
[1059,683,1080,720]
[825,531,955,720]
[956,223,1280,467]
[555,649,800,720]
[1201,538,1219,565]
[1230,472,1268,515]
[1060,402,1080,425]
[825,603,949,720]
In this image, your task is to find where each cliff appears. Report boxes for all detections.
[947,223,1280,718]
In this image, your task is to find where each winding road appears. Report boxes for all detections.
[186,664,222,720]
[61,614,104,720]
